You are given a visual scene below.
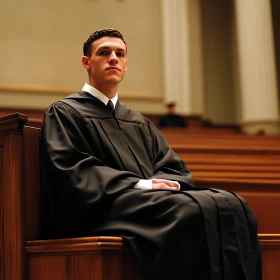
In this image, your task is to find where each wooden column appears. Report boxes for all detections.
[235,0,280,134]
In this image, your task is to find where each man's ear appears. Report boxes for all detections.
[125,60,128,72]
[82,56,90,69]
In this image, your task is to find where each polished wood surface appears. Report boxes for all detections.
[27,250,144,280]
[0,140,3,280]
[0,113,27,280]
[26,237,144,280]
[26,236,126,254]
[259,235,280,280]
[160,129,280,181]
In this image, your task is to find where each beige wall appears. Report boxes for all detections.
[1,0,279,125]
[0,0,165,113]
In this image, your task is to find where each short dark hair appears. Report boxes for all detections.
[166,102,176,108]
[83,28,127,56]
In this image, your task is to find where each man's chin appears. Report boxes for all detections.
[105,76,124,85]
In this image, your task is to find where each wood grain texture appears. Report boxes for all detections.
[0,113,27,135]
[0,144,4,280]
[26,246,144,280]
[0,132,25,280]
[26,237,144,280]
[259,235,280,280]
[26,236,126,254]
[28,256,66,280]
[25,234,280,280]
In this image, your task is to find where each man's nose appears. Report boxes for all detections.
[109,52,118,64]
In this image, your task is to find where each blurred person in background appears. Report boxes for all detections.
[157,102,187,128]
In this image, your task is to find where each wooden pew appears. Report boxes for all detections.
[168,141,280,181]
[1,113,280,279]
[158,131,280,180]
[160,129,280,279]
[0,113,144,280]
[159,127,280,145]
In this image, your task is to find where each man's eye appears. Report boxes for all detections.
[117,52,125,57]
[99,51,108,56]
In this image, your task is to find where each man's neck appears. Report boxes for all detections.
[88,82,118,99]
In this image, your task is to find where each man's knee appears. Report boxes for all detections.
[170,194,204,230]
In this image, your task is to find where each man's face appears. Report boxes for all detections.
[82,36,128,88]
[168,105,175,114]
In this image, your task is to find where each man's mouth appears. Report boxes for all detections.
[106,67,121,71]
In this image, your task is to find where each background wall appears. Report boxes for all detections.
[200,0,236,124]
[0,0,164,112]
[1,0,280,125]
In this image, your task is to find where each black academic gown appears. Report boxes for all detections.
[41,91,262,280]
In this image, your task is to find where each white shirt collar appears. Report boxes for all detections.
[82,83,118,108]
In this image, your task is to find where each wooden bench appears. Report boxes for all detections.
[170,143,280,181]
[159,127,280,145]
[0,113,144,280]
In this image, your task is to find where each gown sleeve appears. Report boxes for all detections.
[146,120,196,190]
[41,103,142,235]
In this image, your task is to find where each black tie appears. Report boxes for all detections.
[107,100,114,113]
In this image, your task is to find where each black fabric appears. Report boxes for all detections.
[41,90,262,280]
[157,113,187,127]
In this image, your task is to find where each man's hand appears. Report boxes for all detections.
[151,178,180,190]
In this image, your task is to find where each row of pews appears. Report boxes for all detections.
[159,127,280,229]
[0,112,280,279]
[158,127,280,280]
[159,127,280,180]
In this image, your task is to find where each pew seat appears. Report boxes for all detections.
[26,236,143,280]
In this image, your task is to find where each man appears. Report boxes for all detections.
[41,29,262,280]
[158,102,187,127]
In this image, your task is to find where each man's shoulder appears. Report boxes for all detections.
[43,91,100,119]
[62,90,93,103]
[116,102,149,125]
[46,91,90,108]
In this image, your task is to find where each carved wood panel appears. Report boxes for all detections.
[27,251,145,280]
